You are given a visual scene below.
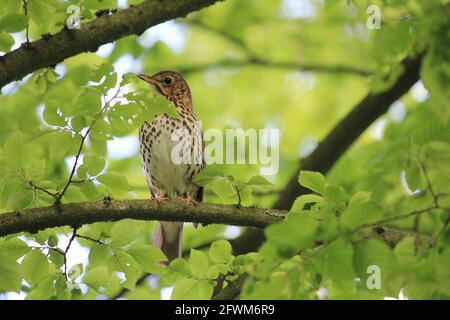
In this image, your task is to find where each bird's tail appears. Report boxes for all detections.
[153,221,183,263]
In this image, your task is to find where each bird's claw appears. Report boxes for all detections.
[176,197,197,207]
[154,193,168,203]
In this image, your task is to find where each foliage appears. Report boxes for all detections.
[0,0,449,300]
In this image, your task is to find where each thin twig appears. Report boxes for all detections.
[417,158,439,208]
[22,0,30,44]
[63,226,79,281]
[28,181,58,198]
[76,234,104,245]
[56,86,122,203]
[433,208,450,245]
[30,245,64,255]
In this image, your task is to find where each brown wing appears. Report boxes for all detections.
[195,124,206,203]
[193,126,205,228]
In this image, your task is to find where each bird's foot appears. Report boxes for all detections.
[154,193,168,204]
[176,197,198,207]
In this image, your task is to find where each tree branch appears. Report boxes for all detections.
[176,58,371,76]
[0,0,223,88]
[212,274,248,300]
[0,199,286,237]
[178,19,370,76]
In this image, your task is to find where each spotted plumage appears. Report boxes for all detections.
[137,71,204,262]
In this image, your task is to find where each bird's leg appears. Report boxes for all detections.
[176,196,198,207]
[154,189,168,203]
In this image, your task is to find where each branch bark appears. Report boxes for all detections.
[230,53,424,256]
[212,274,248,300]
[0,199,285,237]
[0,0,223,88]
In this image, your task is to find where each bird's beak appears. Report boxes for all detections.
[137,74,158,86]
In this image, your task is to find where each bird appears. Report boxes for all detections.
[136,71,204,263]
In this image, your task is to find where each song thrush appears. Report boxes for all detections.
[137,71,204,262]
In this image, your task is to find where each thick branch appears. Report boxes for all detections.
[0,0,223,88]
[0,199,285,237]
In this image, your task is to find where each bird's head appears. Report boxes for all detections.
[137,71,192,106]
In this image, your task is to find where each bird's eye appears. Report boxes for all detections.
[163,76,173,85]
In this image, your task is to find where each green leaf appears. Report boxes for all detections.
[90,118,113,141]
[324,184,346,206]
[6,183,33,210]
[421,49,450,110]
[0,33,14,52]
[394,236,416,265]
[404,162,423,191]
[26,275,56,300]
[43,105,67,127]
[108,249,140,290]
[239,185,253,206]
[171,278,213,300]
[315,239,356,291]
[165,258,191,282]
[3,0,22,14]
[46,69,58,84]
[290,194,324,212]
[193,169,222,186]
[83,266,120,294]
[209,240,233,264]
[50,130,74,160]
[0,253,23,293]
[209,177,236,200]
[28,0,52,33]
[348,191,371,208]
[265,213,318,257]
[47,235,58,247]
[76,87,102,116]
[77,164,88,179]
[22,249,50,286]
[84,0,117,10]
[70,116,87,132]
[206,263,230,279]
[110,220,141,248]
[23,158,46,180]
[189,249,209,278]
[68,263,83,284]
[0,237,31,260]
[353,239,398,295]
[126,244,166,273]
[97,171,129,195]
[0,13,28,33]
[49,250,64,267]
[90,136,107,157]
[246,176,273,186]
[89,243,112,266]
[83,153,105,176]
[91,63,117,92]
[79,179,100,200]
[340,202,383,230]
[298,171,327,195]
